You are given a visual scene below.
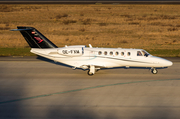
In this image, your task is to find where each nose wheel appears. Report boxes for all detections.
[151,68,158,74]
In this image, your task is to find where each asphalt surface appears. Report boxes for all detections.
[0,56,180,119]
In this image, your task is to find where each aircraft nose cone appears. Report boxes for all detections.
[166,60,173,66]
[162,59,173,67]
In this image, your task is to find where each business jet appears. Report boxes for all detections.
[11,26,173,76]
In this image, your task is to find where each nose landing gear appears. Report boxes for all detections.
[151,68,158,74]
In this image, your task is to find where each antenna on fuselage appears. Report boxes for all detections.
[89,44,92,48]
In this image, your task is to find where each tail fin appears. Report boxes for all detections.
[11,26,58,48]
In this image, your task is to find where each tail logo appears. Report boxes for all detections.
[34,37,43,43]
[31,31,36,34]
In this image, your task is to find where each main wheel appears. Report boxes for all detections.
[87,70,94,76]
[151,68,158,74]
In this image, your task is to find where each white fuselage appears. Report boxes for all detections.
[30,46,173,69]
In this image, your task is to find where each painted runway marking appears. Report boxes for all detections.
[0,78,179,105]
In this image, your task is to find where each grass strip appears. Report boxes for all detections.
[0,48,35,56]
[146,49,180,57]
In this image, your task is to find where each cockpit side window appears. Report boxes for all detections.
[137,51,142,56]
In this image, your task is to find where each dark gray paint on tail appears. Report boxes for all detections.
[17,26,58,48]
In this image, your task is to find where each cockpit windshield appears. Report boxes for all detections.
[137,50,150,57]
[142,50,150,57]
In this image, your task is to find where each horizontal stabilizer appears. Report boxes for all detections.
[10,29,33,31]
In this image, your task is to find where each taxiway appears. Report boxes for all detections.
[0,57,180,119]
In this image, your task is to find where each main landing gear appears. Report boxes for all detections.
[151,68,158,74]
[87,65,96,76]
[87,70,94,76]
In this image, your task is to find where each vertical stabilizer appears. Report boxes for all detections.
[12,26,58,48]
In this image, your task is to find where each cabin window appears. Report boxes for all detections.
[110,51,113,55]
[98,51,102,55]
[115,52,119,56]
[104,51,107,55]
[137,51,142,56]
[121,52,124,56]
[127,52,131,56]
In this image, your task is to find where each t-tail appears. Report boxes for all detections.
[11,26,58,48]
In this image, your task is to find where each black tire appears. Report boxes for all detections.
[151,68,158,74]
[87,70,94,76]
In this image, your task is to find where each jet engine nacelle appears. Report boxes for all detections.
[58,48,83,57]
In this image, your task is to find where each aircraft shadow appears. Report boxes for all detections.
[101,66,168,70]
[36,56,86,71]
[36,56,73,68]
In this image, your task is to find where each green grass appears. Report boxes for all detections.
[0,48,179,57]
[147,49,180,57]
[0,48,35,56]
